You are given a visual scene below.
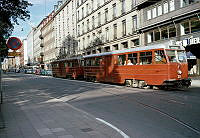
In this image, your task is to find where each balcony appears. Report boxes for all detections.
[39,34,43,39]
[40,52,44,56]
[40,43,44,48]
[136,0,161,9]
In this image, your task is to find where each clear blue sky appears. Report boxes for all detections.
[12,0,58,39]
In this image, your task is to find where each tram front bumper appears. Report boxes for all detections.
[163,78,192,88]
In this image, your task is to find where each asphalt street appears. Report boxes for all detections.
[1,73,200,138]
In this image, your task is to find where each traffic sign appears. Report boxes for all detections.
[6,37,22,50]
[8,51,21,57]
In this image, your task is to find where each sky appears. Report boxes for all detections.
[12,0,58,40]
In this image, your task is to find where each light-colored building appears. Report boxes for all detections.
[27,28,35,65]
[33,23,42,66]
[54,0,78,58]
[23,39,28,65]
[77,0,139,55]
[41,11,55,69]
[137,0,200,75]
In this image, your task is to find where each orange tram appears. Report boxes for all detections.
[51,45,191,89]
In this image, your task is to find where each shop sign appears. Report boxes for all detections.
[175,37,200,47]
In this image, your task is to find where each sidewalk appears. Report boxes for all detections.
[0,74,122,138]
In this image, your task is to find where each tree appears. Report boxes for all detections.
[0,0,32,59]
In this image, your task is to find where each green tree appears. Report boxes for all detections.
[0,0,32,59]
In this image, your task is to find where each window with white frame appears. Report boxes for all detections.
[82,22,84,34]
[147,10,151,20]
[122,0,126,14]
[86,3,89,15]
[82,7,84,18]
[98,12,101,26]
[105,27,109,41]
[122,20,126,36]
[132,15,137,32]
[105,8,108,23]
[152,7,157,18]
[113,24,117,39]
[92,16,95,29]
[113,3,117,18]
[157,5,162,16]
[147,31,153,43]
[163,2,168,14]
[87,19,89,31]
[169,0,175,11]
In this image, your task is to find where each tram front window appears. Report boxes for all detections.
[177,51,187,63]
[166,50,187,63]
[166,50,177,62]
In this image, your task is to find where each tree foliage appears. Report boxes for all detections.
[0,0,32,58]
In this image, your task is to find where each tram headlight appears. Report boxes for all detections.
[177,70,182,75]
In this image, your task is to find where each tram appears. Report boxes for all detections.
[51,57,84,79]
[51,45,191,89]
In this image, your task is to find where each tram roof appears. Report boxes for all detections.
[83,44,169,58]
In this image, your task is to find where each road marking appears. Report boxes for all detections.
[96,118,130,138]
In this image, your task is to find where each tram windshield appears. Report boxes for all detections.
[166,50,187,63]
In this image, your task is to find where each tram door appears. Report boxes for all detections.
[105,55,113,82]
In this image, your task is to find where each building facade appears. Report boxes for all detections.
[27,28,35,65]
[54,0,78,59]
[137,0,200,75]
[41,11,55,69]
[33,23,42,66]
[77,0,139,55]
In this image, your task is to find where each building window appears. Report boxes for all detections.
[147,10,151,20]
[121,0,125,14]
[105,8,108,23]
[132,39,140,46]
[163,2,168,14]
[122,20,126,36]
[105,27,109,42]
[77,11,80,21]
[87,35,90,46]
[122,41,128,49]
[152,7,157,18]
[191,17,200,33]
[180,21,190,35]
[132,0,136,8]
[82,7,84,18]
[157,5,162,16]
[78,25,80,35]
[92,16,95,29]
[147,31,153,43]
[154,28,161,41]
[87,19,89,32]
[98,12,101,26]
[91,0,94,11]
[113,3,116,18]
[82,22,84,34]
[169,25,176,38]
[113,24,117,39]
[83,37,85,49]
[181,0,198,7]
[161,27,168,39]
[86,3,89,15]
[169,0,175,11]
[132,15,137,32]
[97,0,100,7]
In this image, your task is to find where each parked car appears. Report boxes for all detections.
[46,70,52,76]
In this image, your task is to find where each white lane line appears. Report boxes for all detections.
[96,118,130,138]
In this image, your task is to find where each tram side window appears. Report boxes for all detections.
[95,58,101,66]
[64,63,68,67]
[118,55,126,65]
[81,60,85,66]
[86,60,92,66]
[128,53,137,65]
[154,50,167,64]
[140,52,152,64]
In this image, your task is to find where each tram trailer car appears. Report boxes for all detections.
[51,57,84,79]
[83,45,191,89]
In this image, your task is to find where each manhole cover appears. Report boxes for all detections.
[81,128,93,132]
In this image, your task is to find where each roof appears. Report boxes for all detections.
[83,45,167,58]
